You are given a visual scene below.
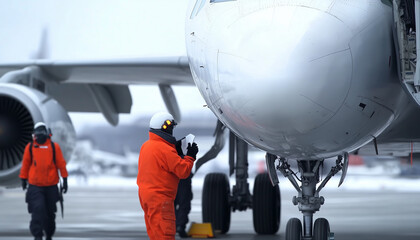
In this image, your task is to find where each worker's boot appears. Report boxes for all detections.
[176,226,188,238]
[46,236,52,240]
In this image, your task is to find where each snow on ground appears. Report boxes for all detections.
[67,140,420,192]
[67,167,420,193]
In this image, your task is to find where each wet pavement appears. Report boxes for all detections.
[1,183,419,240]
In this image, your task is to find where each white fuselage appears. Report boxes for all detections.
[186,0,408,159]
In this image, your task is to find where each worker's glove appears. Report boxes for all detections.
[21,178,27,191]
[176,138,185,157]
[62,178,68,194]
[186,142,198,160]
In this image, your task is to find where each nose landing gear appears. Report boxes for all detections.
[267,153,348,240]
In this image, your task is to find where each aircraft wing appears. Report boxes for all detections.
[0,56,192,85]
[0,56,193,124]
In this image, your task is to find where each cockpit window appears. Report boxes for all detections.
[380,0,392,7]
[190,0,237,19]
[190,0,206,19]
[210,0,236,2]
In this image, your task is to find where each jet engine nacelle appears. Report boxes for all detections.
[0,83,76,187]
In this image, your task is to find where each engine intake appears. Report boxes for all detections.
[0,96,33,172]
[0,83,76,187]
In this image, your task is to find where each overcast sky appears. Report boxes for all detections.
[0,0,190,60]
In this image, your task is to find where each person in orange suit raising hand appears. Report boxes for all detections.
[137,112,198,240]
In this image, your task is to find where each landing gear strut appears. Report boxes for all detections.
[266,153,348,240]
[229,133,281,234]
[201,128,280,235]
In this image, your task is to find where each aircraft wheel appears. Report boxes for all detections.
[285,218,302,240]
[313,218,330,240]
[202,173,231,234]
[252,172,281,234]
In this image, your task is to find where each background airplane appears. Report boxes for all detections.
[1,0,420,240]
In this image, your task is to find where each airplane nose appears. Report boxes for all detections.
[215,5,353,139]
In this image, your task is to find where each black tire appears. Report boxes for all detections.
[252,172,281,234]
[313,218,330,240]
[202,173,231,234]
[285,218,302,240]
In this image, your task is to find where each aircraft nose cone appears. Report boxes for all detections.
[215,5,352,141]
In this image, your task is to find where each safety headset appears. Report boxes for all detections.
[162,119,177,130]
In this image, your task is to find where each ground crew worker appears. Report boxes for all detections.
[174,141,193,238]
[137,112,198,240]
[19,122,68,240]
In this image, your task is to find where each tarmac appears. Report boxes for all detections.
[1,182,420,240]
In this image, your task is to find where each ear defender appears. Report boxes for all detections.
[162,120,172,130]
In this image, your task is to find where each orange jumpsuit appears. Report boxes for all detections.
[19,139,68,186]
[137,130,194,240]
[19,139,68,238]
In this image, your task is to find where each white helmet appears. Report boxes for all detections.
[34,122,47,130]
[33,122,49,144]
[149,112,176,130]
